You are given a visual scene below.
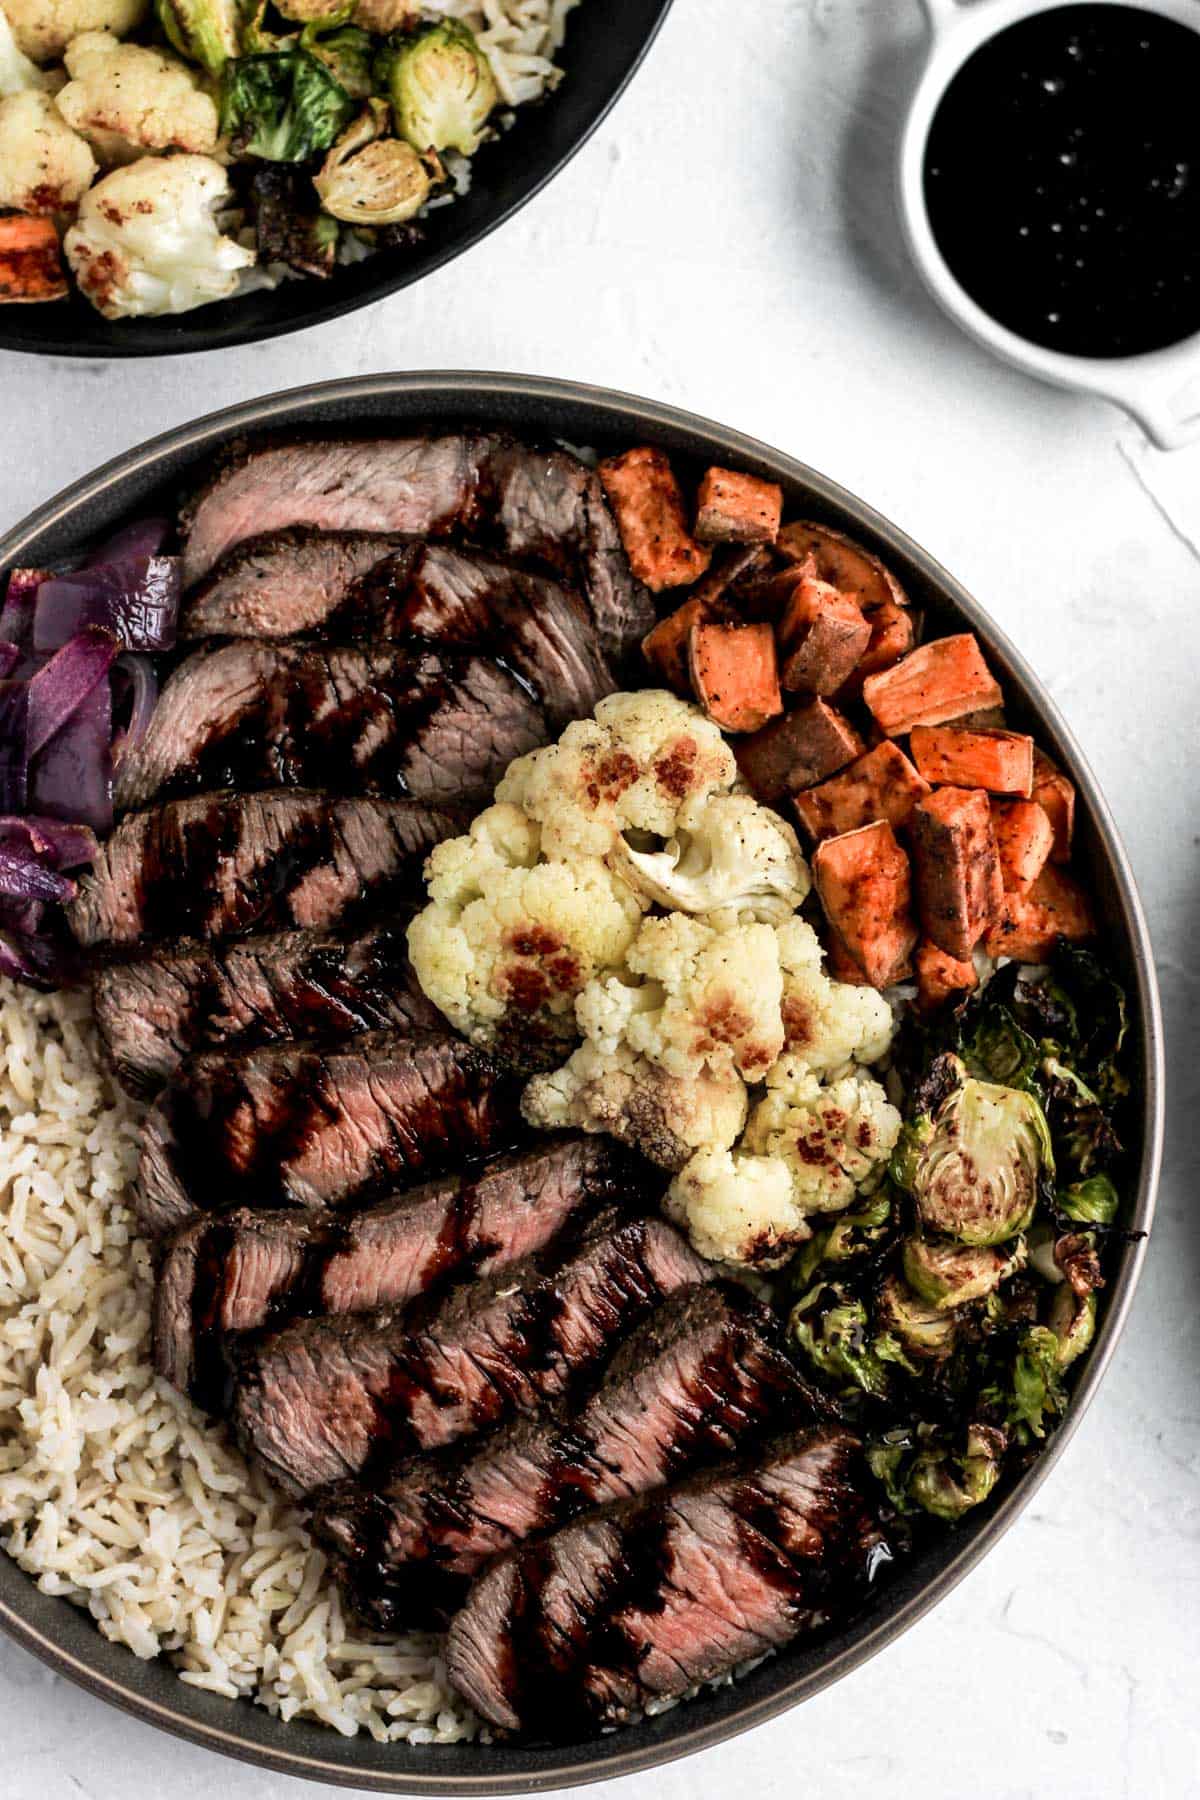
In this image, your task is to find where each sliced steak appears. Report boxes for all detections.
[153,1136,646,1399]
[181,538,617,731]
[92,923,438,1097]
[134,1029,517,1236]
[179,435,654,663]
[446,1428,888,1737]
[316,1282,805,1630]
[67,792,466,951]
[180,530,402,638]
[115,642,547,811]
[230,1208,711,1495]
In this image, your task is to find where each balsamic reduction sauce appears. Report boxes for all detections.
[923,5,1200,357]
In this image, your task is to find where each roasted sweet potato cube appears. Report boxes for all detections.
[812,820,918,989]
[1032,750,1075,863]
[910,725,1034,796]
[688,619,782,733]
[694,467,783,545]
[733,700,864,804]
[985,863,1094,961]
[598,447,712,592]
[0,216,68,303]
[776,520,909,612]
[839,599,915,699]
[910,786,1004,961]
[643,598,731,695]
[793,740,931,840]
[915,941,979,1012]
[991,798,1055,895]
[824,929,872,987]
[863,633,1003,737]
[777,575,871,695]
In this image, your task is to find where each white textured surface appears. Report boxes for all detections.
[0,2,1197,1796]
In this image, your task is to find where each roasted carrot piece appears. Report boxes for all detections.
[694,467,783,545]
[688,619,782,733]
[1032,749,1075,863]
[777,575,871,695]
[598,447,712,592]
[910,725,1034,796]
[733,700,864,804]
[793,740,931,840]
[863,633,1002,737]
[0,216,68,304]
[985,863,1094,961]
[776,521,909,613]
[915,941,979,1012]
[910,786,1004,961]
[991,798,1054,895]
[812,820,918,989]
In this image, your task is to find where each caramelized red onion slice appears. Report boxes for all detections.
[32,557,181,654]
[27,626,119,760]
[84,516,170,567]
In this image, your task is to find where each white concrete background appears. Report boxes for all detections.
[1,2,1197,1796]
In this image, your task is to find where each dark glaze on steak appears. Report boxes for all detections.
[229,1208,712,1494]
[152,1136,648,1401]
[180,530,404,639]
[314,1282,805,1630]
[91,923,439,1098]
[179,433,655,663]
[445,1428,888,1736]
[115,643,547,810]
[68,792,467,950]
[135,1029,518,1235]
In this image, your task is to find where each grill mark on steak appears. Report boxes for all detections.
[314,1282,805,1631]
[179,434,654,663]
[91,922,439,1098]
[67,792,466,951]
[229,1208,711,1495]
[134,1029,519,1236]
[444,1428,889,1737]
[153,1136,648,1403]
[115,642,547,811]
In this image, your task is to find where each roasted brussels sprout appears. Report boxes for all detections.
[383,19,498,155]
[959,999,1039,1089]
[868,1422,1005,1521]
[157,0,238,73]
[902,1232,1026,1309]
[1041,1057,1120,1179]
[1047,1283,1097,1368]
[788,1281,893,1401]
[895,1057,1053,1247]
[220,49,355,162]
[300,12,373,97]
[313,98,438,223]
[249,164,338,277]
[875,1274,959,1364]
[980,1324,1066,1443]
[1058,1172,1119,1227]
[791,1187,896,1289]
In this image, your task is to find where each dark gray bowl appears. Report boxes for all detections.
[0,374,1164,1792]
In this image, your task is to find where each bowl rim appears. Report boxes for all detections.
[0,372,1165,1793]
[0,2,674,361]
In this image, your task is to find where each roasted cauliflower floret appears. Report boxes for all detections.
[407,803,645,1068]
[665,1148,805,1268]
[1,4,61,91]
[576,911,785,1083]
[766,915,896,1081]
[0,86,95,211]
[743,1068,901,1214]
[497,689,736,862]
[56,32,218,158]
[63,153,254,318]
[612,790,809,924]
[522,1040,748,1171]
[5,0,147,63]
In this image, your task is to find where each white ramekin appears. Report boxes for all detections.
[899,0,1200,448]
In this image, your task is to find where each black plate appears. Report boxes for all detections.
[0,4,672,359]
[0,374,1164,1791]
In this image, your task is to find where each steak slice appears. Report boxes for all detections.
[67,792,466,951]
[315,1282,805,1630]
[92,923,439,1098]
[229,1208,711,1495]
[180,530,402,638]
[134,1029,517,1236]
[114,642,547,810]
[153,1135,646,1400]
[445,1428,888,1737]
[179,435,654,663]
